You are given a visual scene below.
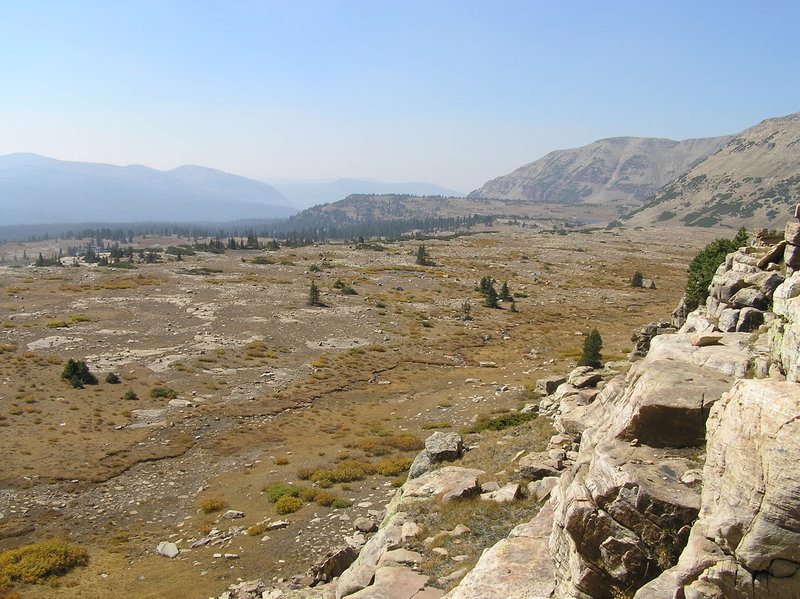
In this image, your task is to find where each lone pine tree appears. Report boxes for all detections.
[578,329,603,368]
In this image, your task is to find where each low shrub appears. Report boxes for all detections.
[460,412,537,434]
[331,498,351,509]
[122,389,138,401]
[246,523,268,536]
[0,540,88,586]
[274,495,303,515]
[376,457,413,477]
[198,498,227,513]
[421,421,451,430]
[298,487,320,502]
[105,372,121,384]
[150,386,177,399]
[313,490,338,506]
[264,483,299,503]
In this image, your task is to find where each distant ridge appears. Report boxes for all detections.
[469,135,732,216]
[0,154,295,225]
[267,178,465,209]
[625,112,800,228]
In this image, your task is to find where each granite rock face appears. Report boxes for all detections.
[635,379,800,599]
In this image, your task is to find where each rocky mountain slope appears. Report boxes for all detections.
[626,112,800,229]
[231,224,800,599]
[468,136,732,214]
[0,153,295,224]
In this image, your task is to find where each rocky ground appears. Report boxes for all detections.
[0,224,722,598]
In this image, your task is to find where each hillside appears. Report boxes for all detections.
[0,153,295,224]
[469,136,732,217]
[267,178,465,209]
[626,112,800,228]
[288,193,617,232]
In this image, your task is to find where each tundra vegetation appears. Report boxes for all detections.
[0,224,721,598]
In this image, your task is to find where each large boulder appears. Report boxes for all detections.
[550,440,702,598]
[603,359,733,448]
[424,432,463,461]
[634,379,800,599]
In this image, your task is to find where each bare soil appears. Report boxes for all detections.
[0,225,721,598]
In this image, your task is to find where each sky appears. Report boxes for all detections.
[1,0,799,192]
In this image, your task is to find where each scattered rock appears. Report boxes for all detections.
[424,432,463,462]
[354,517,378,533]
[156,541,179,558]
[309,545,359,584]
[535,375,566,395]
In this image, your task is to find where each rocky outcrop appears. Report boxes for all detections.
[408,433,465,479]
[442,225,800,599]
[635,379,800,598]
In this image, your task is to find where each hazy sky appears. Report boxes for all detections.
[2,1,798,192]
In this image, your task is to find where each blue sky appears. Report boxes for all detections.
[1,1,798,191]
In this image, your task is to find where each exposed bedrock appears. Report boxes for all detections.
[635,379,800,599]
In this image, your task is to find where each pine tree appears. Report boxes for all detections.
[499,281,512,302]
[631,271,644,288]
[484,283,499,308]
[578,329,603,368]
[308,281,322,306]
[416,244,431,266]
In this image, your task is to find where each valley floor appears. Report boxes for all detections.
[0,225,722,598]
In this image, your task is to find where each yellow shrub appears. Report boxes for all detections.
[0,540,88,585]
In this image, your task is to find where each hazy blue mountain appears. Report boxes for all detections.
[267,178,465,208]
[0,154,295,225]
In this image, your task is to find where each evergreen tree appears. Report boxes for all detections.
[484,282,499,308]
[308,281,322,306]
[499,281,513,302]
[684,229,748,310]
[578,329,603,368]
[61,359,98,388]
[631,271,644,288]
[415,244,432,266]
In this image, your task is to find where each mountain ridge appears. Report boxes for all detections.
[468,135,733,216]
[0,153,295,225]
[625,112,800,228]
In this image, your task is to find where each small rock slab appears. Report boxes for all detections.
[222,509,244,519]
[156,541,179,558]
[378,548,424,567]
[445,503,556,599]
[402,467,484,501]
[691,332,723,347]
[536,375,566,395]
[354,517,378,533]
[518,452,561,480]
[480,483,521,503]
[347,566,434,599]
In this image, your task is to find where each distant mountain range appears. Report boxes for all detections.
[469,135,733,217]
[266,178,464,209]
[5,111,798,230]
[0,154,296,225]
[624,112,800,228]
